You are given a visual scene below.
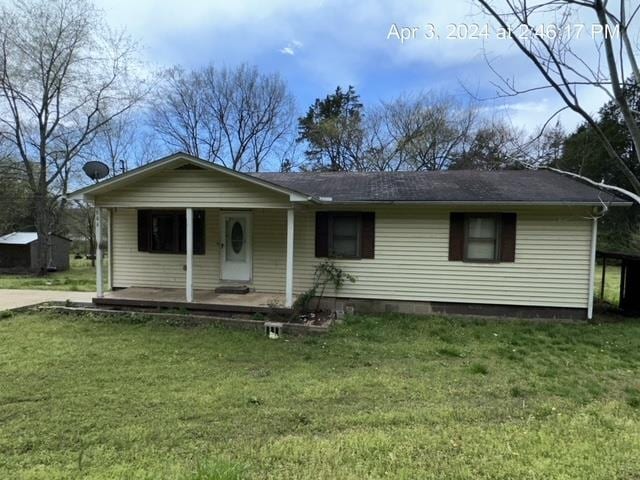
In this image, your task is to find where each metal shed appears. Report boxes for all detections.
[0,232,71,272]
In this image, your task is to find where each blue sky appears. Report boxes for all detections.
[96,0,614,133]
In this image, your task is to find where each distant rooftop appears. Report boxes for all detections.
[0,232,38,245]
[0,232,71,245]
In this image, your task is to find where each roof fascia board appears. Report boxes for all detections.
[69,153,187,200]
[68,153,313,202]
[311,200,633,206]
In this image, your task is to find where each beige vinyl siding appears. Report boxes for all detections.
[111,208,287,293]
[95,168,292,209]
[109,203,593,309]
[293,206,592,309]
[253,209,287,291]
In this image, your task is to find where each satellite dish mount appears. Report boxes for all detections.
[82,161,110,183]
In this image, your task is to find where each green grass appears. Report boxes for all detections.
[0,256,101,291]
[1,312,640,479]
[595,264,622,306]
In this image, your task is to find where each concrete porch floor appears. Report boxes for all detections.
[94,287,290,314]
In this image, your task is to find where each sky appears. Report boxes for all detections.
[95,0,619,133]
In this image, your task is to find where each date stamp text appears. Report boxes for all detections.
[387,22,619,43]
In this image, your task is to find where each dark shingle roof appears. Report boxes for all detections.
[251,170,631,204]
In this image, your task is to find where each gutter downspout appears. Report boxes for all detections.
[587,216,598,320]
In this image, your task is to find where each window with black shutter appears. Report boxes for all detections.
[448,212,516,263]
[465,214,500,261]
[330,214,361,258]
[315,211,375,259]
[138,210,205,255]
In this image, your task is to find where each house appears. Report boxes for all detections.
[0,232,71,272]
[69,152,631,320]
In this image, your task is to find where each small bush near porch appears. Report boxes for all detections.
[1,312,639,479]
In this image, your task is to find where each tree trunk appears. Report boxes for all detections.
[33,193,50,276]
[87,207,96,267]
[89,236,96,267]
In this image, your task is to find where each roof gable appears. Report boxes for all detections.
[89,164,298,209]
[69,153,311,202]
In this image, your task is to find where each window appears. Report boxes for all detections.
[151,212,180,253]
[138,210,205,255]
[465,215,499,261]
[329,214,361,258]
[449,212,517,263]
[315,212,375,259]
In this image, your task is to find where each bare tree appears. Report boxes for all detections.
[149,67,219,162]
[209,65,296,172]
[451,119,527,170]
[63,199,96,265]
[361,105,405,171]
[86,111,161,176]
[362,93,478,171]
[0,0,143,274]
[476,0,640,197]
[527,120,567,165]
[151,64,296,172]
[0,157,33,234]
[90,114,137,177]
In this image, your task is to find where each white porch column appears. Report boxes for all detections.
[95,207,103,298]
[107,208,113,291]
[587,216,598,320]
[285,208,295,308]
[186,207,194,302]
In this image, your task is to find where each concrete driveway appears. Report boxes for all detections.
[0,289,94,311]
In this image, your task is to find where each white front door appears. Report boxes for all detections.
[220,212,252,282]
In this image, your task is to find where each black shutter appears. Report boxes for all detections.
[360,212,375,259]
[194,210,205,255]
[449,212,465,261]
[500,213,517,262]
[137,210,151,251]
[178,213,186,253]
[315,212,329,257]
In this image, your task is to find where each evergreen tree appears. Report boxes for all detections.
[297,86,364,171]
[559,80,640,253]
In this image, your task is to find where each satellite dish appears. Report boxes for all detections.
[83,161,109,182]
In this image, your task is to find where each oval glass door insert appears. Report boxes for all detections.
[231,221,244,254]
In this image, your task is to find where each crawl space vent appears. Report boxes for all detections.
[264,322,283,339]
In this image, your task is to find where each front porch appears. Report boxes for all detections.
[76,154,306,309]
[93,287,291,315]
[93,205,297,308]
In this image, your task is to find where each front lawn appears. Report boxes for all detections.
[1,312,639,479]
[0,257,101,291]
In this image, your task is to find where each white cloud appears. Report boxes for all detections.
[493,83,612,133]
[91,0,623,134]
[280,40,303,56]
